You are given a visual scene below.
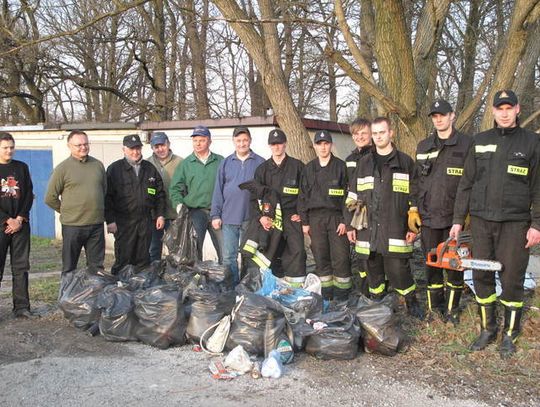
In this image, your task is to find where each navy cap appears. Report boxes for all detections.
[123,134,143,148]
[314,130,333,144]
[191,125,211,137]
[268,129,287,144]
[428,99,453,116]
[493,90,518,107]
[233,126,251,138]
[150,132,169,146]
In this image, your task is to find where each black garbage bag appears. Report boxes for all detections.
[186,287,236,342]
[134,285,186,349]
[128,264,164,291]
[163,206,198,266]
[226,293,285,355]
[302,310,361,360]
[235,265,263,294]
[352,294,405,356]
[97,285,138,342]
[194,261,232,289]
[58,268,116,329]
[116,264,137,283]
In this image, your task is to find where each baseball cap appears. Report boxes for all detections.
[150,131,169,146]
[233,126,251,138]
[493,90,518,107]
[428,99,453,116]
[191,125,211,137]
[123,134,143,148]
[268,129,287,144]
[314,130,333,144]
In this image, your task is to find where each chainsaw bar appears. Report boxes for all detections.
[458,258,502,271]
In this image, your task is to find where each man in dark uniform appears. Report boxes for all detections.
[299,130,351,300]
[0,132,34,318]
[347,117,423,319]
[410,100,472,323]
[345,118,372,296]
[105,134,166,274]
[243,129,306,286]
[450,90,540,357]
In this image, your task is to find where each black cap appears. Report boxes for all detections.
[493,90,518,107]
[428,99,453,116]
[314,130,333,144]
[123,134,143,148]
[233,126,251,138]
[268,129,287,144]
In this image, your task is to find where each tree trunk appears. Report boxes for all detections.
[211,0,314,162]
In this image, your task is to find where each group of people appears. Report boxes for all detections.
[0,89,538,358]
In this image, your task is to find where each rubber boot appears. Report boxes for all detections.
[321,285,334,301]
[444,287,463,326]
[469,303,498,351]
[426,286,445,319]
[405,293,425,320]
[334,287,352,302]
[499,306,522,359]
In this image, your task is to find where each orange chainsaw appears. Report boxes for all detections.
[426,232,502,272]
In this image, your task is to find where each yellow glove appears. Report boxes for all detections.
[407,207,422,233]
[464,214,471,231]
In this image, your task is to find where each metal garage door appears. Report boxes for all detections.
[15,149,55,238]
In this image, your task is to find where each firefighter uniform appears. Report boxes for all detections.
[245,155,306,286]
[346,146,372,295]
[454,119,540,354]
[348,147,422,315]
[105,158,165,274]
[299,154,351,300]
[411,128,472,320]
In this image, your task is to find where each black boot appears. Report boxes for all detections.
[444,287,463,326]
[334,287,351,302]
[321,286,334,301]
[405,293,425,320]
[426,286,445,318]
[469,303,498,351]
[499,306,522,359]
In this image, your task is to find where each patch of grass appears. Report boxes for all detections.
[31,236,56,248]
[29,276,60,303]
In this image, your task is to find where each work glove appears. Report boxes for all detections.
[407,207,422,234]
[176,203,184,214]
[464,214,471,231]
[347,198,368,230]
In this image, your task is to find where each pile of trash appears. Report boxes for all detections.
[57,209,407,379]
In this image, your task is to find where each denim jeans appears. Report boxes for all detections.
[149,219,171,263]
[190,208,222,263]
[222,221,249,285]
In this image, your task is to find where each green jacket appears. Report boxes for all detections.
[146,152,183,219]
[170,152,223,209]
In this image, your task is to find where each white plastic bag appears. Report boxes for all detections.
[261,350,283,378]
[303,273,322,295]
[224,345,253,374]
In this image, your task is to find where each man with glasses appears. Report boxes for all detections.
[46,130,107,274]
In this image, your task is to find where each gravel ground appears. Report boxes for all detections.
[0,316,489,407]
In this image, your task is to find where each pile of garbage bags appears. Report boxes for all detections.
[58,209,406,356]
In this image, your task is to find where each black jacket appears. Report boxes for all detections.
[105,158,165,224]
[453,126,540,228]
[351,147,415,258]
[345,146,372,181]
[298,154,348,225]
[0,160,33,224]
[410,129,472,228]
[253,155,304,215]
